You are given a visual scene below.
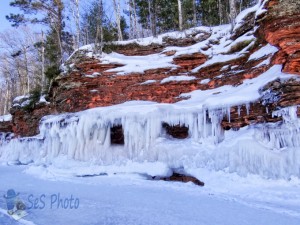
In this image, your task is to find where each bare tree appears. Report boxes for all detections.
[113,0,123,41]
[229,0,238,29]
[178,0,183,31]
[41,30,46,93]
[0,27,43,112]
[148,0,157,37]
[132,0,140,38]
[94,0,104,54]
[70,0,81,50]
[128,0,134,38]
[192,0,197,26]
[218,0,225,25]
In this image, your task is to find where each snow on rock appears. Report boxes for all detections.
[0,66,299,179]
[102,52,176,75]
[192,53,244,72]
[248,44,279,61]
[141,80,156,85]
[233,1,260,32]
[114,26,212,47]
[160,75,196,84]
[0,114,12,122]
[200,79,211,84]
[12,95,30,107]
[39,95,50,105]
[254,57,271,68]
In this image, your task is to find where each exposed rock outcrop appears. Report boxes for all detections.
[259,0,300,75]
[0,121,13,133]
[2,0,299,137]
[152,172,205,186]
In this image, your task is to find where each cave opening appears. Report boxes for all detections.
[162,123,189,139]
[110,125,124,145]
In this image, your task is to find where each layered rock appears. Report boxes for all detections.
[2,0,300,137]
[259,0,300,74]
[0,121,12,133]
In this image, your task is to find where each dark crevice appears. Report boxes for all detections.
[110,125,124,145]
[162,123,189,139]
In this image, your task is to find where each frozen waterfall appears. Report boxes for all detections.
[0,103,299,179]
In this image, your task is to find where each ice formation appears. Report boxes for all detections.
[0,99,299,179]
[0,65,299,179]
[0,0,298,180]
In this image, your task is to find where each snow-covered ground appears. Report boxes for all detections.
[0,115,12,122]
[0,165,299,225]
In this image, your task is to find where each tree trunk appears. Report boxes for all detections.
[23,47,30,94]
[129,0,134,39]
[70,0,80,49]
[218,0,223,25]
[132,0,139,38]
[229,0,237,29]
[178,0,183,31]
[192,0,197,26]
[94,0,104,54]
[113,0,123,41]
[53,0,64,63]
[41,30,46,93]
[149,0,157,37]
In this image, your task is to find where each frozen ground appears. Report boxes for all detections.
[0,165,299,225]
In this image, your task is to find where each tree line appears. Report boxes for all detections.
[0,0,256,115]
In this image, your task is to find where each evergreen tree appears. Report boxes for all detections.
[7,0,67,63]
[201,0,220,26]
[7,0,73,88]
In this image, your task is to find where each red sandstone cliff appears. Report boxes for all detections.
[1,0,299,137]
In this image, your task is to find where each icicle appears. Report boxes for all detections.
[246,103,250,115]
[227,106,231,123]
[1,104,300,180]
[272,106,299,123]
[238,105,241,117]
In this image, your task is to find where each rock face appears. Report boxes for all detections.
[153,172,205,186]
[10,104,54,137]
[3,0,300,137]
[0,121,12,133]
[259,0,300,75]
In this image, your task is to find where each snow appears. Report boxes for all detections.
[84,72,100,78]
[233,2,260,32]
[192,54,244,72]
[200,79,210,84]
[233,0,269,32]
[38,95,50,105]
[13,95,29,103]
[185,66,290,108]
[0,66,298,179]
[141,80,156,85]
[160,75,196,84]
[102,52,176,75]
[114,26,212,47]
[248,44,278,61]
[0,165,299,225]
[254,57,271,68]
[0,114,12,122]
[255,0,269,17]
[0,1,299,222]
[220,65,229,71]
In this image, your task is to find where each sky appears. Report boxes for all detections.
[0,0,19,32]
[0,0,120,33]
